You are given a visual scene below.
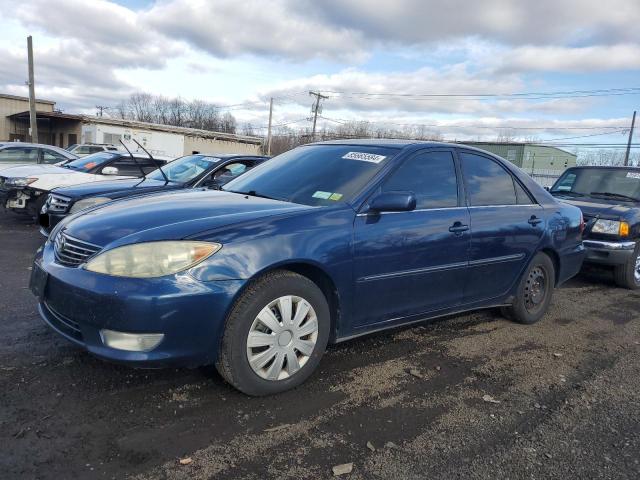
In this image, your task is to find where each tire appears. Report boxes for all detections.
[503,252,555,325]
[614,242,640,290]
[216,270,330,396]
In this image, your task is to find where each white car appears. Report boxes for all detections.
[0,151,172,217]
[66,143,120,157]
[0,142,77,172]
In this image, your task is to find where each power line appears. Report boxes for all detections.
[315,86,640,100]
[318,115,629,131]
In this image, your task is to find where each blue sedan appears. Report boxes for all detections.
[31,140,585,395]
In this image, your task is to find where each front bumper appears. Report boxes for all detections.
[583,239,636,266]
[0,186,44,213]
[31,244,245,368]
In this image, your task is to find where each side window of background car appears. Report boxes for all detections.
[102,159,141,176]
[460,152,517,206]
[41,150,69,164]
[214,162,249,180]
[382,151,458,209]
[0,147,38,163]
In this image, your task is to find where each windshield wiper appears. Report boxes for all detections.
[231,190,280,201]
[552,190,583,197]
[590,191,640,202]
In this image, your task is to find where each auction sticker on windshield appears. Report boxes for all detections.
[342,152,386,163]
[626,172,640,179]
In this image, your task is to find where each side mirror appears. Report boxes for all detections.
[368,191,417,213]
[102,166,119,175]
[202,178,223,190]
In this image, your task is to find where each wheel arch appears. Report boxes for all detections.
[249,261,342,343]
[540,247,561,286]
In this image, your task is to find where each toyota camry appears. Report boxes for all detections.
[31,140,585,395]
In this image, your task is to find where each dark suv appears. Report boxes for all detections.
[550,166,640,289]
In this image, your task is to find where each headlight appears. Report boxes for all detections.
[69,196,112,213]
[591,219,629,236]
[6,177,37,186]
[85,241,221,278]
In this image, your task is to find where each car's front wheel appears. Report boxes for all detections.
[614,242,640,290]
[502,252,555,325]
[216,270,330,396]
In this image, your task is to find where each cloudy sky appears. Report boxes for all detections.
[1,0,639,146]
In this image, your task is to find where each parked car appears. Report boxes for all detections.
[550,165,640,289]
[0,142,77,172]
[66,143,119,157]
[31,140,585,395]
[0,151,171,218]
[39,154,269,234]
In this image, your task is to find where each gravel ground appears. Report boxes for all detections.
[1,214,638,479]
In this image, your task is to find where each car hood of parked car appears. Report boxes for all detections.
[53,177,172,200]
[60,189,313,248]
[0,164,72,177]
[554,195,638,220]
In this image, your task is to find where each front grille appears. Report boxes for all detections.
[54,232,102,267]
[46,193,71,213]
[43,301,83,340]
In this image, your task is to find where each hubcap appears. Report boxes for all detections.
[635,253,640,283]
[246,295,318,381]
[524,266,547,313]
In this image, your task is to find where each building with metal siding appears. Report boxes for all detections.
[461,142,577,187]
[0,93,262,155]
[0,93,56,142]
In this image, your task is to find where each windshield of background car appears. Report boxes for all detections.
[65,152,119,171]
[147,155,221,183]
[552,168,640,200]
[223,145,398,206]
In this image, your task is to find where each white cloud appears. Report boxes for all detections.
[495,44,640,72]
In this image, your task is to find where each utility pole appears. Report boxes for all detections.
[27,36,38,143]
[266,97,273,156]
[624,110,636,166]
[309,91,329,140]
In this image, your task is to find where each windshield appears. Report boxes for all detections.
[65,152,119,171]
[147,154,221,183]
[223,145,398,206]
[551,168,640,201]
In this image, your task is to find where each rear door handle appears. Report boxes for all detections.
[449,222,470,235]
[528,215,543,226]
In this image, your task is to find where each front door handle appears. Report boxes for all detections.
[449,222,470,235]
[528,215,543,227]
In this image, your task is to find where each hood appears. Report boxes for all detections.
[61,189,312,247]
[555,195,636,219]
[53,177,170,200]
[0,164,71,177]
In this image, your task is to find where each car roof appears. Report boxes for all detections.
[567,165,640,170]
[0,142,75,157]
[193,153,268,159]
[311,139,491,151]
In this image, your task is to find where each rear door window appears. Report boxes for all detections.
[460,152,517,206]
[41,149,70,164]
[382,151,458,209]
[0,147,39,164]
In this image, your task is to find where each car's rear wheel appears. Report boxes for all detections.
[613,242,640,290]
[502,252,555,325]
[216,270,330,396]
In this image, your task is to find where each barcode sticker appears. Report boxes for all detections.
[342,152,386,163]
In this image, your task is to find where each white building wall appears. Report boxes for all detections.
[81,122,185,158]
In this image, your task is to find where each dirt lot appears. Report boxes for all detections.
[1,213,639,480]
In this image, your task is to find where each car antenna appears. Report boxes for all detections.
[133,139,169,184]
[119,139,147,180]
